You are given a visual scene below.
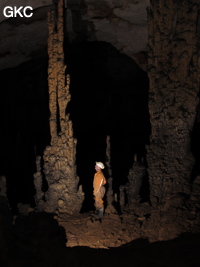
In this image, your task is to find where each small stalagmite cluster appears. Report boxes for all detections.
[104,137,146,213]
[117,155,146,212]
[34,0,84,214]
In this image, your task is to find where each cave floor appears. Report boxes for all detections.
[57,210,150,248]
[1,201,200,267]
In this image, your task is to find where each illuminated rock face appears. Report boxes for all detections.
[147,0,199,205]
[34,0,84,214]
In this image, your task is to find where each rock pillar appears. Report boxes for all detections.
[105,136,117,214]
[147,0,199,205]
[34,0,84,214]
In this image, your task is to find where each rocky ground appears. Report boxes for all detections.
[0,195,200,267]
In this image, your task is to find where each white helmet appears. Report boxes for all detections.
[95,162,105,169]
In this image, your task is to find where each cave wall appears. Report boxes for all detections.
[147,0,199,205]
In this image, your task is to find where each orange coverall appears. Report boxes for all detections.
[93,170,106,209]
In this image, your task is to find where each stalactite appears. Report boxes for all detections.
[34,0,84,214]
[147,0,199,205]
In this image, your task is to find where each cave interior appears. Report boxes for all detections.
[0,0,200,266]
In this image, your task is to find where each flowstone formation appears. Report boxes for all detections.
[34,0,84,214]
[147,0,199,205]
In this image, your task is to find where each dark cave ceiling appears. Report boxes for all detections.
[1,0,200,71]
[0,0,149,71]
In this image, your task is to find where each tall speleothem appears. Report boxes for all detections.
[147,0,199,205]
[34,0,84,214]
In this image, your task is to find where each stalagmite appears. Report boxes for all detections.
[34,0,84,214]
[33,156,44,211]
[147,0,199,205]
[105,136,116,214]
[125,154,146,209]
[105,136,113,204]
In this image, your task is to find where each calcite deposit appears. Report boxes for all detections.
[34,0,84,214]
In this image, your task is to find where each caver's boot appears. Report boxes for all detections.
[94,206,104,218]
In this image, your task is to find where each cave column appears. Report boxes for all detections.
[34,0,84,214]
[147,0,199,205]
